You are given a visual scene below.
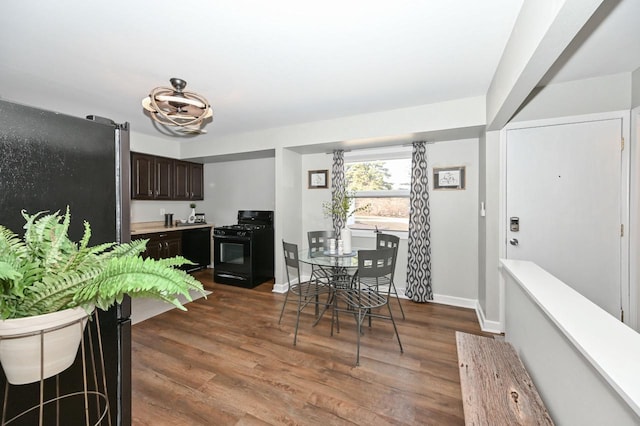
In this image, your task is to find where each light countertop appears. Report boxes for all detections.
[130,221,213,236]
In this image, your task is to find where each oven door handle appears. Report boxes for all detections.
[214,234,251,242]
[215,273,248,281]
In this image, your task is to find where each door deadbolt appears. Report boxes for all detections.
[509,238,519,246]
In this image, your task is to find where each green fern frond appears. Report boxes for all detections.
[1,207,207,319]
[74,256,204,311]
[106,239,148,259]
[78,220,92,252]
[18,268,101,316]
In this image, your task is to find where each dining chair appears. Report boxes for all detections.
[307,230,344,287]
[307,230,335,256]
[278,240,333,345]
[331,247,403,365]
[375,233,405,320]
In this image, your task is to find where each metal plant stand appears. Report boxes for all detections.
[0,311,111,426]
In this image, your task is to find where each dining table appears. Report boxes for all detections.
[297,247,362,326]
[297,247,361,269]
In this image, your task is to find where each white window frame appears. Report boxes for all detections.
[344,146,412,239]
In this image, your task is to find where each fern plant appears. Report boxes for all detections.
[0,208,205,320]
[322,188,370,224]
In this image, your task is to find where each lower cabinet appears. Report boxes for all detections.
[181,227,212,270]
[137,232,182,260]
[134,227,211,270]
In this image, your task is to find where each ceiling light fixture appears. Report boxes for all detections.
[142,78,213,134]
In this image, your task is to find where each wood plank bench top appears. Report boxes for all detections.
[456,331,554,425]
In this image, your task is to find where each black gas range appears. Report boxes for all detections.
[213,210,274,288]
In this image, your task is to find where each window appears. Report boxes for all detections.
[345,148,411,232]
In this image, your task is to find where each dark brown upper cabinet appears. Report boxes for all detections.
[131,152,203,201]
[174,160,204,200]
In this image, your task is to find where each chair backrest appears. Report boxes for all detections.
[376,233,399,277]
[307,230,335,256]
[282,240,301,284]
[376,233,399,251]
[356,247,395,282]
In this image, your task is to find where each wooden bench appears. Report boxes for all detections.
[456,332,554,425]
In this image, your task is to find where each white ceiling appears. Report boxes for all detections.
[0,0,638,141]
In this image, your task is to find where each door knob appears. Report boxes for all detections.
[509,238,519,246]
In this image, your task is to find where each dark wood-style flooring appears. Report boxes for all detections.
[131,269,493,425]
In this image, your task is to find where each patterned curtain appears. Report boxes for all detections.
[331,149,345,238]
[405,141,433,302]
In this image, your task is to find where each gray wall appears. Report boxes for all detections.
[201,157,276,227]
[633,68,640,108]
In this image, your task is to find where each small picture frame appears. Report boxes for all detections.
[433,166,465,190]
[308,170,329,189]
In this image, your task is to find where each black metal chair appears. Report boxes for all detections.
[307,230,334,256]
[331,247,403,365]
[307,230,352,289]
[376,233,406,320]
[278,240,332,345]
[307,230,334,281]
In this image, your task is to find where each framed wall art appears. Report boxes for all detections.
[308,170,329,189]
[433,166,465,190]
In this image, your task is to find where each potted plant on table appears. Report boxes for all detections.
[322,189,370,253]
[0,207,205,385]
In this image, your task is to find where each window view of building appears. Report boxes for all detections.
[345,157,411,232]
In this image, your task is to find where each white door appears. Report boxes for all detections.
[506,117,627,320]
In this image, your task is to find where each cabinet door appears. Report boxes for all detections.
[163,234,182,258]
[136,233,162,260]
[181,227,211,268]
[189,163,204,200]
[131,153,154,199]
[173,160,190,200]
[155,157,173,199]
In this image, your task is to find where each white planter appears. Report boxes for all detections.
[342,227,352,254]
[0,306,92,385]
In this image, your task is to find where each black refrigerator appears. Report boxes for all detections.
[0,99,131,425]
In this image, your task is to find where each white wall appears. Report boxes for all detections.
[502,260,640,425]
[129,130,191,223]
[301,153,334,239]
[512,73,633,123]
[480,74,637,331]
[180,97,485,160]
[633,68,640,109]
[129,156,275,225]
[200,157,276,227]
[486,0,606,129]
[130,130,181,158]
[273,148,304,288]
[295,140,479,305]
[482,131,502,330]
[428,139,479,302]
[632,107,640,329]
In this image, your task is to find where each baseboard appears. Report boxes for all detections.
[475,301,503,334]
[271,274,312,294]
[431,293,477,309]
[272,283,503,334]
[271,282,288,293]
